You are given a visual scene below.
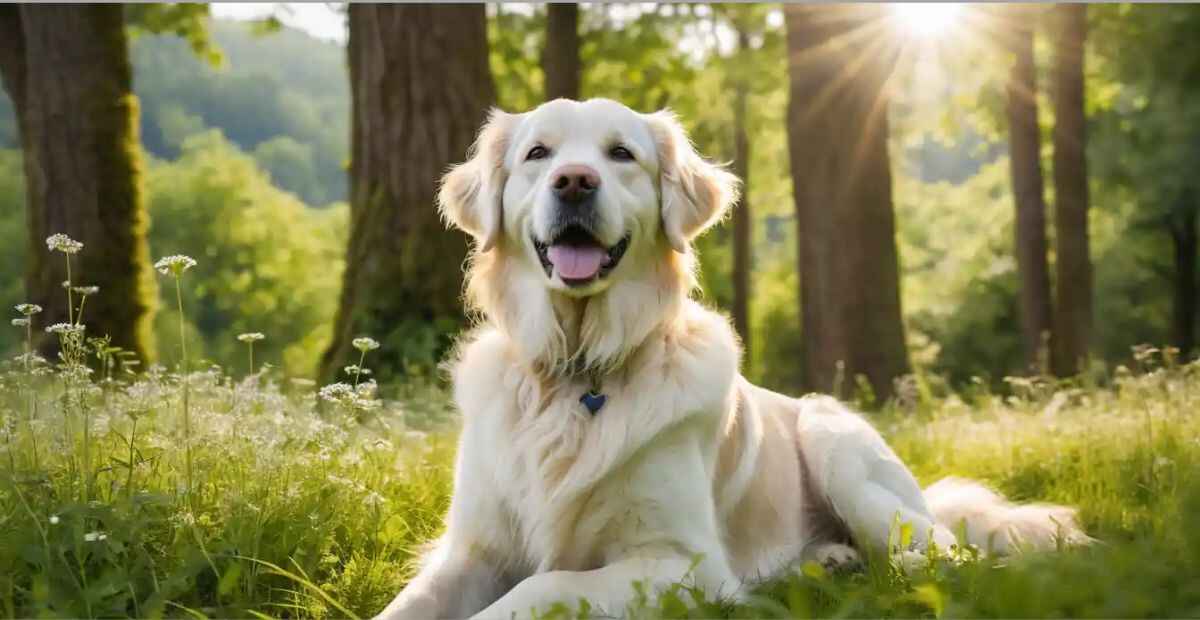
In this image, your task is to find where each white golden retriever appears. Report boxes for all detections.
[378,99,1088,619]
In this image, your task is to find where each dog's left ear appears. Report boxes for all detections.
[439,109,519,252]
[646,110,741,253]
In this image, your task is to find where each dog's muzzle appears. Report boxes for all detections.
[533,221,630,287]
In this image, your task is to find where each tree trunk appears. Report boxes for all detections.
[1170,198,1198,359]
[1005,7,1053,373]
[0,5,156,363]
[784,5,909,402]
[0,9,26,130]
[1050,4,1092,377]
[543,3,581,101]
[321,5,495,381]
[731,28,752,366]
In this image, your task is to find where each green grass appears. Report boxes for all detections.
[3,313,1200,618]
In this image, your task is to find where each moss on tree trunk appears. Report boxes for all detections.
[0,5,156,364]
[321,5,495,382]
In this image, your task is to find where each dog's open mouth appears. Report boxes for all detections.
[534,226,630,287]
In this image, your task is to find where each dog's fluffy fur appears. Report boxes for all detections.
[378,99,1088,620]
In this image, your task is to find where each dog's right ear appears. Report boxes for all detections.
[439,109,518,252]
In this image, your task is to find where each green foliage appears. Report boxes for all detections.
[252,136,324,208]
[130,20,349,206]
[1082,5,1200,362]
[0,363,455,618]
[146,130,347,377]
[582,5,703,112]
[489,6,546,112]
[0,150,24,356]
[1,5,1196,390]
[2,323,1199,616]
[125,4,221,67]
[1,18,347,206]
[897,160,1025,383]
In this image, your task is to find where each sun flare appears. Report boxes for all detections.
[892,3,964,38]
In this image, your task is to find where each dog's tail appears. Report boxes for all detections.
[923,477,1093,554]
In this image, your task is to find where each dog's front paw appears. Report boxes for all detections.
[812,543,862,573]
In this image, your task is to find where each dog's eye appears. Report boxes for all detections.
[526,145,549,161]
[609,145,635,162]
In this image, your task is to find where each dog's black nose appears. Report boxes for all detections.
[552,165,600,204]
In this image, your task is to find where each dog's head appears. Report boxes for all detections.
[441,99,738,371]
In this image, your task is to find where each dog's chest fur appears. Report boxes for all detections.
[450,302,740,574]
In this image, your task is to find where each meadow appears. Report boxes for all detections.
[2,239,1199,619]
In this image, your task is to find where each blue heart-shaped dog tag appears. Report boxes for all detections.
[580,391,607,415]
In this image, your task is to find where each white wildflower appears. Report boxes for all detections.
[319,382,355,403]
[343,365,371,376]
[11,318,29,327]
[352,336,380,352]
[353,397,381,411]
[340,450,363,467]
[46,233,83,254]
[154,255,197,276]
[49,515,60,525]
[15,304,41,316]
[894,549,929,574]
[72,285,99,296]
[83,531,108,542]
[368,438,394,452]
[237,332,265,343]
[364,491,387,508]
[45,323,85,335]
[355,380,377,397]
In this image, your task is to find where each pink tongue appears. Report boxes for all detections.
[547,244,607,280]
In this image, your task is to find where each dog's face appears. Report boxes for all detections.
[441,98,738,299]
[503,99,655,295]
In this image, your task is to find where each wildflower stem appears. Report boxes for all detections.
[249,342,255,376]
[5,418,14,476]
[64,254,75,326]
[76,294,88,326]
[24,320,39,471]
[82,386,91,506]
[353,350,366,388]
[175,276,194,506]
[126,416,137,500]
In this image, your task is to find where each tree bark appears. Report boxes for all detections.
[543,3,582,101]
[1005,7,1053,373]
[0,5,156,363]
[1050,4,1092,377]
[1170,198,1198,359]
[0,9,26,125]
[784,5,909,402]
[322,5,495,381]
[731,27,752,365]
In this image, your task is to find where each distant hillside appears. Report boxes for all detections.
[0,18,349,206]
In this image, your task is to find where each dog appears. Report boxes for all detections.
[377,99,1088,619]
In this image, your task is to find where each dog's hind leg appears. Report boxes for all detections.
[795,395,956,555]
